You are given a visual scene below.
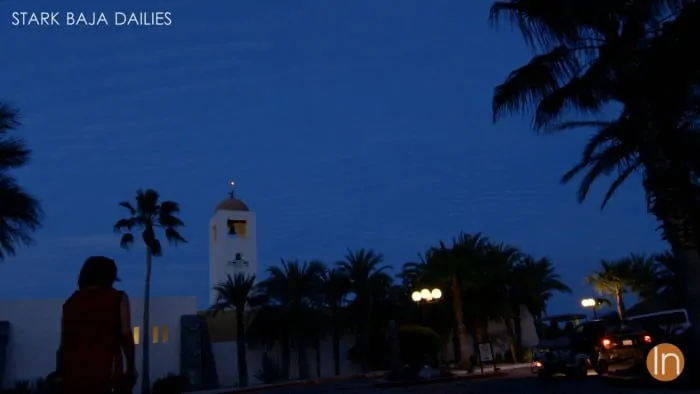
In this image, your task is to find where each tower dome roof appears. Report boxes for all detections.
[215,197,250,212]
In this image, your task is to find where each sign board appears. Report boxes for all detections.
[478,342,494,362]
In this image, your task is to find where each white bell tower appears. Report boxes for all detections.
[209,182,258,305]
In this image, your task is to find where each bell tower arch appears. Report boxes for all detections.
[208,182,257,305]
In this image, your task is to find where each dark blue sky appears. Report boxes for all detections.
[0,0,664,312]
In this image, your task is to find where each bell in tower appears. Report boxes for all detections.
[208,181,257,305]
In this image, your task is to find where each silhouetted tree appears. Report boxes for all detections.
[114,189,186,394]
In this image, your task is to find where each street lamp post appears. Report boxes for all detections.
[409,288,443,369]
[411,288,442,325]
[411,288,442,303]
[581,298,598,318]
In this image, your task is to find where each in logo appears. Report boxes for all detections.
[646,343,685,382]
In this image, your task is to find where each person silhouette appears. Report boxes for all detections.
[58,256,138,394]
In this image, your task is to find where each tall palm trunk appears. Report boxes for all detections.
[297,340,310,379]
[281,334,291,379]
[640,139,700,362]
[314,338,322,377]
[511,304,524,357]
[513,310,523,348]
[361,297,373,372]
[141,250,152,394]
[331,324,341,375]
[473,316,487,364]
[504,317,518,363]
[676,249,700,363]
[235,307,248,387]
[451,275,470,368]
[474,317,486,343]
[614,287,626,320]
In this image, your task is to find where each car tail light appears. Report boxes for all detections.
[602,338,612,348]
[643,334,652,343]
[533,361,542,368]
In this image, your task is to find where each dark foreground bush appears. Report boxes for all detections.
[347,334,391,370]
[398,325,441,367]
[0,378,50,394]
[254,353,285,384]
[152,373,187,394]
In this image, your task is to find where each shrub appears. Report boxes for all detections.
[152,373,187,394]
[10,380,32,394]
[397,325,441,367]
[0,378,49,394]
[504,346,534,362]
[0,387,28,393]
[347,334,390,370]
[254,353,285,384]
[503,349,513,362]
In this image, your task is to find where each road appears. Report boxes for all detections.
[381,374,694,394]
[273,368,698,394]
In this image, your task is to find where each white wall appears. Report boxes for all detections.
[519,305,539,347]
[0,296,197,393]
[212,336,361,388]
[0,296,536,391]
[211,307,539,389]
[209,210,258,305]
[130,296,198,386]
[0,299,62,387]
[438,305,539,363]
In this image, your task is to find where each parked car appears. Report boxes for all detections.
[596,320,660,378]
[572,319,609,371]
[626,308,689,337]
[597,308,692,385]
[531,314,592,380]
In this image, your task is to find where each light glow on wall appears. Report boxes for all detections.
[161,326,169,343]
[152,326,159,344]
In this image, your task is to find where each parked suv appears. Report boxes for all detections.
[597,308,690,383]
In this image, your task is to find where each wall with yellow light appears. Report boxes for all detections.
[0,296,197,391]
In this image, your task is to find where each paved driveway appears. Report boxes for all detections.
[379,371,697,394]
[273,368,697,394]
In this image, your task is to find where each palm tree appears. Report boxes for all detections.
[507,255,571,356]
[245,303,288,376]
[402,234,571,364]
[466,243,517,345]
[489,1,700,229]
[0,103,42,260]
[258,259,326,379]
[337,249,391,372]
[489,0,685,130]
[113,189,186,394]
[402,233,491,368]
[318,268,350,376]
[649,251,684,305]
[591,298,612,317]
[451,242,514,365]
[550,13,700,329]
[627,253,665,296]
[585,258,641,320]
[490,0,700,357]
[210,273,261,388]
[441,233,491,366]
[509,256,571,321]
